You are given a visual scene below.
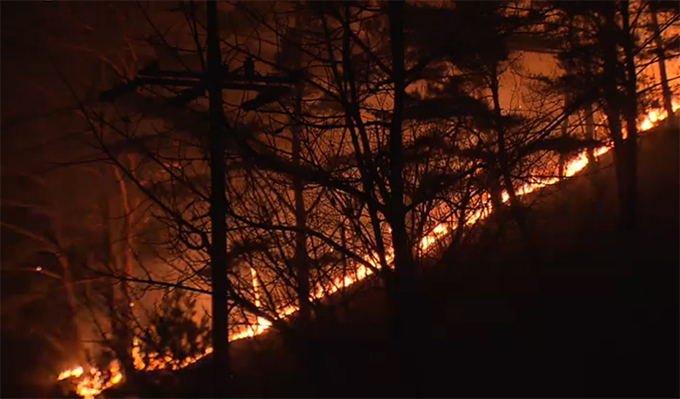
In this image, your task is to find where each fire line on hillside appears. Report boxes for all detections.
[57,100,679,399]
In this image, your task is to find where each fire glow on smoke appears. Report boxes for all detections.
[57,101,678,399]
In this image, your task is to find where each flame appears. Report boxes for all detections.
[131,338,215,372]
[58,99,677,398]
[58,366,84,381]
[58,362,123,399]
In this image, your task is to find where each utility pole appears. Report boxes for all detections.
[99,1,299,396]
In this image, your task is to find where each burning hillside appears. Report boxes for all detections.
[56,100,678,399]
[2,1,677,398]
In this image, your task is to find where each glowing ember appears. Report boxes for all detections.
[58,100,677,398]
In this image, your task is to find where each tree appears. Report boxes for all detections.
[135,290,211,372]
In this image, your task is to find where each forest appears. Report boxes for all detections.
[1,1,679,398]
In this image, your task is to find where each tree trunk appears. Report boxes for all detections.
[621,0,639,232]
[621,3,647,367]
[601,3,631,233]
[584,102,596,170]
[206,1,230,396]
[284,13,315,394]
[336,3,391,276]
[100,192,129,376]
[649,3,675,120]
[55,250,83,364]
[490,67,532,252]
[489,176,504,213]
[388,0,410,284]
[487,170,508,241]
[49,216,82,365]
[558,97,569,180]
[98,59,135,377]
[340,219,349,311]
[113,165,135,381]
[388,1,419,394]
[291,12,311,332]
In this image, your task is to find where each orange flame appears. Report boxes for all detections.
[57,366,84,381]
[58,362,123,399]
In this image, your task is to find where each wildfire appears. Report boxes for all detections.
[58,101,677,398]
[57,362,123,399]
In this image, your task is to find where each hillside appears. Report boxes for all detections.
[417,123,679,397]
[102,123,679,398]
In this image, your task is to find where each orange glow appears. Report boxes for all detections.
[58,99,677,398]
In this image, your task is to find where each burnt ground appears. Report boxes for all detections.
[105,123,678,399]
